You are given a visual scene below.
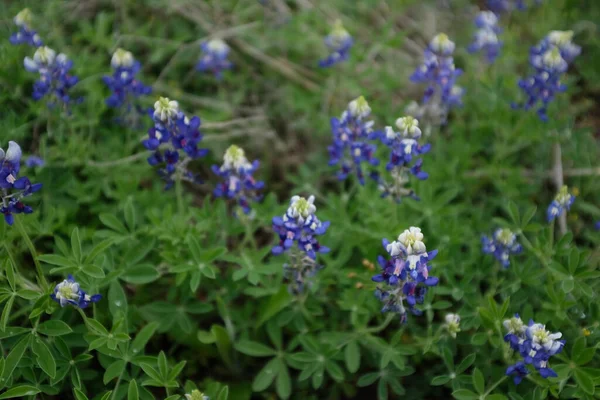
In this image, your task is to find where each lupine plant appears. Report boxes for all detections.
[24,46,80,109]
[196,39,233,79]
[9,8,42,47]
[1,2,599,400]
[468,11,502,63]
[103,48,152,123]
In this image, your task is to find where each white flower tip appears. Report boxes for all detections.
[111,48,134,68]
[14,8,33,28]
[348,96,371,118]
[430,33,455,54]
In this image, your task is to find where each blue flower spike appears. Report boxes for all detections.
[272,195,330,294]
[0,141,42,226]
[504,315,564,384]
[212,145,264,215]
[372,227,439,323]
[10,8,42,47]
[546,185,575,222]
[319,20,353,68]
[51,275,102,309]
[328,96,379,185]
[482,228,522,268]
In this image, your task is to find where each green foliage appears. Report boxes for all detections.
[0,0,600,399]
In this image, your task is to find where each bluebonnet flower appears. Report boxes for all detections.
[185,390,209,400]
[328,96,379,184]
[102,49,152,117]
[444,313,461,338]
[482,228,522,268]
[0,141,42,226]
[196,39,233,80]
[468,11,502,63]
[319,20,353,68]
[372,227,439,323]
[272,195,330,293]
[595,221,600,230]
[25,156,45,168]
[504,314,565,383]
[143,97,208,189]
[514,31,580,121]
[24,46,80,109]
[371,116,430,202]
[9,9,42,47]
[546,185,575,222]
[51,275,101,308]
[410,33,464,114]
[212,145,264,214]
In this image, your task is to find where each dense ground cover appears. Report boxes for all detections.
[0,0,599,399]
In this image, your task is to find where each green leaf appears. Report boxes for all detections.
[86,318,109,335]
[124,197,137,231]
[452,389,479,400]
[37,320,73,336]
[100,392,113,400]
[123,240,156,266]
[235,340,276,357]
[325,360,344,381]
[85,239,115,264]
[121,265,159,284]
[0,385,41,399]
[276,364,291,399]
[344,341,360,373]
[507,201,520,225]
[32,337,57,378]
[487,395,508,400]
[561,278,574,293]
[127,379,139,400]
[4,260,16,291]
[431,375,451,386]
[521,205,537,228]
[71,227,82,262]
[217,386,229,400]
[456,353,476,374]
[73,388,89,400]
[100,213,127,233]
[103,360,126,385]
[82,264,105,278]
[252,358,280,391]
[108,280,128,317]
[37,254,77,268]
[197,330,216,344]
[472,367,484,394]
[574,368,595,395]
[16,289,39,300]
[357,372,379,386]
[0,296,14,332]
[212,325,233,368]
[158,351,168,378]
[256,285,291,327]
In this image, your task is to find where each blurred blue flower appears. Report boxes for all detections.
[513,31,580,121]
[272,195,330,294]
[102,49,152,116]
[24,46,80,110]
[371,116,430,202]
[319,20,353,68]
[9,9,42,47]
[595,221,600,230]
[51,275,102,308]
[504,315,564,384]
[487,0,543,13]
[197,39,233,80]
[143,97,208,189]
[328,96,379,184]
[372,227,439,323]
[482,228,522,268]
[410,33,464,115]
[25,155,45,168]
[0,141,42,226]
[547,185,575,222]
[212,145,264,214]
[468,11,502,63]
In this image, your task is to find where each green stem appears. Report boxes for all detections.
[365,313,395,333]
[14,216,48,291]
[548,219,555,251]
[111,370,125,400]
[484,375,508,396]
[175,178,185,215]
[518,232,550,267]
